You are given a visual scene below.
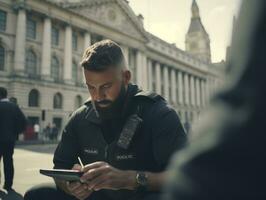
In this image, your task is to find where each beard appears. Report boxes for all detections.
[94,84,127,120]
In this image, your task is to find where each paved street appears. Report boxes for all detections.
[0,144,57,199]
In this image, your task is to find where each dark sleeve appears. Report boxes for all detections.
[164,0,266,199]
[53,114,79,169]
[14,105,27,134]
[151,101,187,169]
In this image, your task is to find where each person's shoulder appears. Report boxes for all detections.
[133,90,175,115]
[133,90,165,104]
[70,99,92,118]
[0,101,19,109]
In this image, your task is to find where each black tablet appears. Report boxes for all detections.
[40,169,83,181]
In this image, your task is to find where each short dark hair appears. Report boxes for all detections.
[0,87,7,99]
[80,39,126,71]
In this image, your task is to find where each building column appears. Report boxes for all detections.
[201,79,206,106]
[41,17,51,79]
[155,62,161,94]
[82,32,91,84]
[196,78,201,107]
[178,71,183,105]
[190,75,196,106]
[147,59,153,91]
[121,45,129,65]
[64,25,73,83]
[14,8,26,75]
[163,66,169,100]
[84,32,91,51]
[142,54,148,90]
[184,73,189,105]
[171,69,177,104]
[136,51,142,87]
[205,78,210,104]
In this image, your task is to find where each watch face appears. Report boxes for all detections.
[136,172,148,186]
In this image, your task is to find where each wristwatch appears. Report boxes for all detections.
[136,171,148,191]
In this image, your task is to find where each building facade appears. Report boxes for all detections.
[0,0,225,138]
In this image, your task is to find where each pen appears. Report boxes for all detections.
[78,156,84,169]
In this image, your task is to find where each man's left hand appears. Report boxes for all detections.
[80,161,136,191]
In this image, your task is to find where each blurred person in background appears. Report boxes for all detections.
[163,0,266,199]
[0,87,27,192]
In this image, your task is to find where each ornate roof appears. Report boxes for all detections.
[44,0,148,42]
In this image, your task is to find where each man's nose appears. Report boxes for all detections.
[94,89,105,101]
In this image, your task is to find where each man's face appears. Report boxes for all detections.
[84,67,131,108]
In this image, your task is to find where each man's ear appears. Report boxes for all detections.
[123,70,131,85]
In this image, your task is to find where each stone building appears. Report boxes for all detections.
[0,0,225,138]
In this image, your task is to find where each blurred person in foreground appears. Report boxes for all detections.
[24,40,187,200]
[0,87,27,192]
[163,0,266,199]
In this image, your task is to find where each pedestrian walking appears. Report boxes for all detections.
[33,123,40,140]
[0,87,27,192]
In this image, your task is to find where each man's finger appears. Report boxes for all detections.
[67,181,82,192]
[86,173,108,190]
[82,161,106,172]
[81,165,109,182]
[72,164,82,171]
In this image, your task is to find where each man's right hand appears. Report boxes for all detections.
[65,164,93,200]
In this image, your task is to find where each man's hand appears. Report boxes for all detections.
[66,164,93,200]
[80,161,136,191]
[67,181,92,200]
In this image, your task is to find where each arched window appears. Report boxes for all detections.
[75,95,83,109]
[72,61,78,82]
[51,56,60,80]
[26,50,37,75]
[53,92,63,109]
[0,46,4,71]
[28,89,39,107]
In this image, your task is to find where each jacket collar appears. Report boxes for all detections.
[84,99,102,125]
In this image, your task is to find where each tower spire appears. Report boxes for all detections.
[185,0,211,63]
[192,0,200,18]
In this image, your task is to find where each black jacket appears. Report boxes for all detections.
[53,85,187,200]
[0,100,27,142]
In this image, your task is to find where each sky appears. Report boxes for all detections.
[128,0,242,62]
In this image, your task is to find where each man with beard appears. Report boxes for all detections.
[24,40,186,200]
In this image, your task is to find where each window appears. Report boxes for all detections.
[26,50,37,75]
[0,10,7,31]
[51,56,60,80]
[28,89,39,107]
[52,27,59,46]
[75,95,83,109]
[72,61,78,82]
[26,18,37,39]
[72,32,78,51]
[0,46,5,71]
[53,93,63,109]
